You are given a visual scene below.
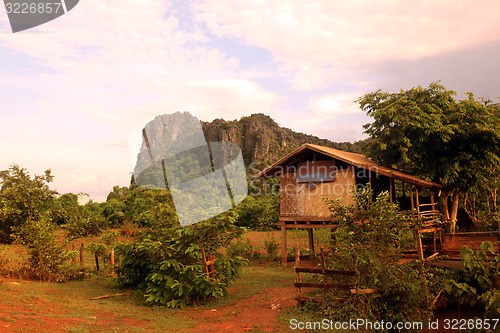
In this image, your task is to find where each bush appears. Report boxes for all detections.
[317,187,440,326]
[236,196,279,231]
[12,218,87,282]
[264,238,279,258]
[63,204,107,238]
[445,241,500,318]
[0,165,57,243]
[116,208,246,308]
[227,239,260,260]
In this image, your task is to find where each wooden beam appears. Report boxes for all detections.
[281,224,339,229]
[281,222,287,266]
[415,230,424,261]
[294,282,354,289]
[90,293,129,300]
[415,187,420,216]
[350,289,378,295]
[294,268,356,276]
[307,229,315,254]
[410,185,415,219]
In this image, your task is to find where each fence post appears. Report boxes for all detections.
[110,248,115,275]
[95,253,100,271]
[80,242,84,267]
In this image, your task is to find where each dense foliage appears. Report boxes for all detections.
[116,204,246,307]
[0,165,85,281]
[0,165,57,243]
[446,241,500,318]
[358,83,500,232]
[320,188,447,327]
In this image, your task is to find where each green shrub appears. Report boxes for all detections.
[264,238,279,258]
[63,204,107,238]
[445,241,500,318]
[227,239,260,260]
[317,187,439,326]
[235,195,279,231]
[0,165,57,243]
[12,218,87,282]
[116,209,246,308]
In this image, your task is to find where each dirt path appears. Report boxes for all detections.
[185,285,297,333]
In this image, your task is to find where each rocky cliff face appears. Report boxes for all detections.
[202,113,359,167]
[133,112,362,175]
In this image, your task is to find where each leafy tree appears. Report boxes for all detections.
[116,207,246,308]
[0,165,85,281]
[358,83,500,232]
[235,195,279,230]
[0,165,57,243]
[62,202,108,238]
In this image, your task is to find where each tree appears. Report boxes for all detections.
[358,83,500,232]
[0,165,57,243]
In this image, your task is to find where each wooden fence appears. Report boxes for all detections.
[294,245,376,304]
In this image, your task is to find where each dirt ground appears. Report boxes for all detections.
[0,263,300,333]
[184,285,297,332]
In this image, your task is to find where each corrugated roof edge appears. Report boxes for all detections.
[254,143,442,189]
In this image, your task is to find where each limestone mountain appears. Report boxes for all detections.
[202,113,363,167]
[132,112,364,184]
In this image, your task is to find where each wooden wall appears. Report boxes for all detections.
[280,165,356,218]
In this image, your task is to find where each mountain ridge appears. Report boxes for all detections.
[201,113,365,168]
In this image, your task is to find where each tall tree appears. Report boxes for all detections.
[358,83,500,232]
[0,165,57,243]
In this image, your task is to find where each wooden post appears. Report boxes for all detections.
[307,228,315,258]
[320,247,327,283]
[410,185,415,219]
[79,242,84,267]
[95,253,100,271]
[208,254,216,279]
[415,187,420,216]
[433,231,437,253]
[389,177,393,203]
[281,222,287,266]
[415,230,424,261]
[110,249,115,275]
[294,244,302,299]
[201,248,209,275]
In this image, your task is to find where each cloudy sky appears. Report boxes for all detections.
[1,0,499,202]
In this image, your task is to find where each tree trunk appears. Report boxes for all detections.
[493,189,497,213]
[449,189,460,234]
[439,191,450,221]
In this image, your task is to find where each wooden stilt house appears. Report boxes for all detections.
[255,144,444,265]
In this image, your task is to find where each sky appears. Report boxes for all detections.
[1,0,499,202]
